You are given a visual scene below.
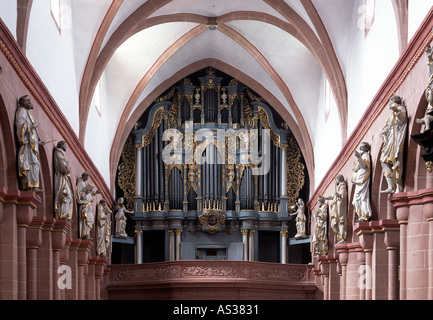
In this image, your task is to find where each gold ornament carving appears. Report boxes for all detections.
[117,136,136,209]
[199,208,226,234]
[137,107,165,150]
[287,136,305,206]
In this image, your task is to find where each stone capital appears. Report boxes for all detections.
[52,219,71,251]
[95,257,108,279]
[26,216,45,248]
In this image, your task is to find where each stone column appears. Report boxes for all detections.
[175,229,182,261]
[249,230,255,261]
[425,202,433,300]
[280,230,288,264]
[0,188,40,300]
[136,147,143,196]
[67,239,81,300]
[241,230,249,261]
[318,255,330,300]
[281,148,287,196]
[336,243,349,300]
[38,218,55,300]
[59,238,71,300]
[395,205,409,300]
[51,219,71,300]
[78,240,93,300]
[169,230,175,261]
[396,206,409,300]
[355,222,374,300]
[86,257,97,300]
[135,229,142,264]
[16,203,35,300]
[95,257,107,300]
[26,216,45,300]
[382,221,400,300]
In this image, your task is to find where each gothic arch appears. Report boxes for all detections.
[80,7,347,149]
[0,94,17,190]
[407,92,429,191]
[109,59,315,196]
[16,0,33,54]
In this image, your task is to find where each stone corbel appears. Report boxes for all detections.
[52,220,71,251]
[26,216,45,249]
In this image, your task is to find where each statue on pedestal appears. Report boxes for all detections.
[96,199,112,256]
[15,95,46,192]
[352,142,372,222]
[76,172,101,239]
[313,196,328,256]
[290,198,307,239]
[322,174,347,244]
[415,44,433,131]
[114,197,133,238]
[54,141,73,220]
[380,95,407,194]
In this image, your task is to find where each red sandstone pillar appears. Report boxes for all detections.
[0,202,18,300]
[77,240,93,300]
[86,257,97,300]
[425,202,433,299]
[355,222,374,300]
[95,257,107,300]
[318,256,330,300]
[395,206,409,300]
[16,204,34,300]
[26,216,45,300]
[336,243,348,300]
[67,239,81,300]
[38,218,55,300]
[0,188,40,300]
[52,220,71,300]
[379,219,400,300]
[59,238,71,300]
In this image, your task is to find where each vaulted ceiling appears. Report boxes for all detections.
[15,0,418,192]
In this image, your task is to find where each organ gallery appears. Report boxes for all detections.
[0,0,433,302]
[116,68,308,264]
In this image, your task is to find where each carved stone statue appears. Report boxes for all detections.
[115,197,133,238]
[322,174,347,244]
[313,196,328,256]
[76,172,101,239]
[15,95,46,192]
[351,142,372,222]
[291,198,307,239]
[96,199,112,256]
[416,44,433,131]
[380,95,407,194]
[54,141,73,220]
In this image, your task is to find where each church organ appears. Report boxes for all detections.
[117,68,307,263]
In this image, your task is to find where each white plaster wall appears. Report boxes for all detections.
[313,74,342,188]
[408,0,433,42]
[85,72,111,182]
[225,20,322,147]
[0,1,17,40]
[26,0,80,134]
[128,29,294,123]
[346,0,399,137]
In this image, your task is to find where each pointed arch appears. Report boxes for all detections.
[109,58,315,198]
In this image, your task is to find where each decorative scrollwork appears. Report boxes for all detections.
[117,136,136,208]
[258,107,281,148]
[286,136,305,206]
[137,107,164,150]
